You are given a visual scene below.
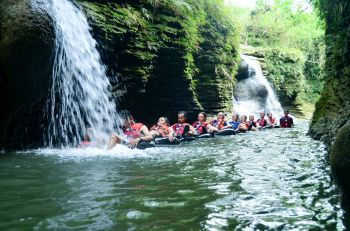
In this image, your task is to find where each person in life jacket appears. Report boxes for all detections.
[256,111,268,129]
[207,112,229,133]
[238,115,249,132]
[247,115,258,131]
[171,111,197,138]
[280,109,294,128]
[150,117,175,141]
[107,110,154,149]
[228,113,244,132]
[192,112,209,135]
[267,112,277,127]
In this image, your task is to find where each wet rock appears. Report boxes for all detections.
[0,0,55,149]
[331,122,350,208]
[310,0,350,208]
[236,61,253,81]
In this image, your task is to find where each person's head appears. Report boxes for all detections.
[197,112,207,122]
[120,110,134,128]
[178,111,187,124]
[259,111,265,118]
[217,112,225,120]
[267,112,273,118]
[241,115,247,122]
[232,113,239,122]
[284,109,289,116]
[249,115,255,121]
[157,117,170,126]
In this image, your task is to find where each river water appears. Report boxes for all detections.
[0,120,346,230]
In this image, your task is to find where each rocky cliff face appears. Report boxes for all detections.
[79,0,239,123]
[0,0,239,149]
[310,0,350,207]
[0,0,55,149]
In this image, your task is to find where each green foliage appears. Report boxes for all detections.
[232,0,325,112]
[263,48,305,97]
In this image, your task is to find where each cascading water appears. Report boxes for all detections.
[233,54,283,117]
[45,0,120,146]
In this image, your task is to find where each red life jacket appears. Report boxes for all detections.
[172,123,190,136]
[257,118,267,127]
[192,121,208,135]
[150,124,170,137]
[124,123,144,139]
[280,116,293,128]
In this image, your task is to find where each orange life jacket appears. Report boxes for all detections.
[211,119,227,130]
[150,124,170,137]
[268,118,276,125]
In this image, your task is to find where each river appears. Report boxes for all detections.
[0,120,346,230]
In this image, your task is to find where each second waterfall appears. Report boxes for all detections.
[233,54,283,117]
[45,0,119,146]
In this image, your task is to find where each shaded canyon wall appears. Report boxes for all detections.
[310,0,350,207]
[0,0,55,149]
[79,0,239,123]
[0,0,239,149]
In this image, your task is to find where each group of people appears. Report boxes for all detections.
[105,109,294,149]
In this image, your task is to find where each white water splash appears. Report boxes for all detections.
[45,0,120,147]
[233,54,283,117]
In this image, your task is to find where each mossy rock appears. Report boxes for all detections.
[331,122,350,207]
[0,0,55,149]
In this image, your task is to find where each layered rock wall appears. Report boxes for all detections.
[80,0,239,123]
[310,0,350,207]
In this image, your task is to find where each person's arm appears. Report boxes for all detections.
[225,122,233,129]
[128,126,154,148]
[222,121,231,129]
[187,125,197,136]
[168,127,175,141]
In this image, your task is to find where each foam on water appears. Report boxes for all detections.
[23,145,181,160]
[24,146,148,159]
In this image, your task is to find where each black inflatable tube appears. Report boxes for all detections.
[261,125,280,129]
[154,137,181,145]
[136,141,155,149]
[216,128,236,136]
[197,133,213,139]
[179,137,196,142]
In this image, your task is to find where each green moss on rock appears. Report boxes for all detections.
[79,0,240,122]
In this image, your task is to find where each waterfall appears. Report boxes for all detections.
[233,54,283,117]
[45,0,120,146]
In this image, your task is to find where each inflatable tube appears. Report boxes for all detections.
[261,125,280,129]
[197,133,213,139]
[154,137,181,145]
[179,137,196,142]
[136,141,155,150]
[216,129,236,136]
